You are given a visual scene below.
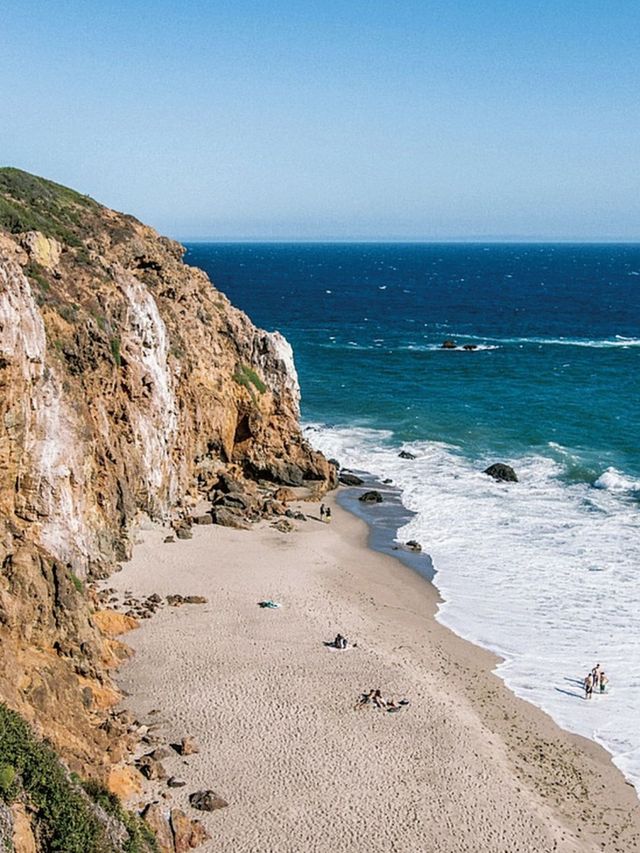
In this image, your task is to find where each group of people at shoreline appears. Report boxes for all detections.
[584,664,608,699]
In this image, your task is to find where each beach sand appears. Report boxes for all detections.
[111,496,640,852]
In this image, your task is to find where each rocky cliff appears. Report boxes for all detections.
[0,168,334,846]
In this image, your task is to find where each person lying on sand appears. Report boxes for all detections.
[386,699,410,713]
[354,690,376,709]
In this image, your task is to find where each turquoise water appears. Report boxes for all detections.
[186,243,640,483]
[185,242,640,791]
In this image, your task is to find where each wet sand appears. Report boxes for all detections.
[111,495,640,852]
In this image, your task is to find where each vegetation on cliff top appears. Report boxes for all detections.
[0,167,100,248]
[0,704,156,853]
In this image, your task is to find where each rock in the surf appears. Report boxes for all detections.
[483,463,518,483]
[405,540,422,552]
[399,450,416,459]
[339,472,364,486]
[441,339,457,349]
[359,490,383,503]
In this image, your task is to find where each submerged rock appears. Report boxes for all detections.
[359,490,383,503]
[484,463,518,483]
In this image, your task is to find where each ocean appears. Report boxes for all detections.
[185,242,640,792]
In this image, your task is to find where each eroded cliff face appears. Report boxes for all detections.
[0,168,334,779]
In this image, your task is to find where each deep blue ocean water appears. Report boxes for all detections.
[186,243,640,481]
[185,242,640,791]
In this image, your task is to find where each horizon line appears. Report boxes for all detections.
[177,237,640,245]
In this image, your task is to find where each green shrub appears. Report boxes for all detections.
[69,572,84,593]
[110,336,122,367]
[83,781,157,853]
[233,364,267,396]
[0,705,158,853]
[0,765,16,799]
[0,704,107,851]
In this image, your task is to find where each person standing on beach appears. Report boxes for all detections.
[584,673,594,700]
[599,671,609,693]
[592,663,601,689]
[320,504,326,521]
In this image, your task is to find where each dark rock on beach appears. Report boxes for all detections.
[339,472,364,486]
[405,540,422,552]
[188,790,228,812]
[359,490,383,503]
[484,463,518,483]
[212,507,252,530]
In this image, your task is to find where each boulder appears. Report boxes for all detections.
[328,458,340,470]
[441,339,457,349]
[483,463,518,483]
[170,809,210,853]
[172,736,199,756]
[175,527,193,541]
[192,513,213,525]
[214,492,252,511]
[188,790,228,812]
[211,508,251,530]
[405,540,422,552]
[163,535,175,543]
[398,450,416,459]
[272,518,294,533]
[135,754,167,780]
[168,777,187,788]
[463,344,478,351]
[359,490,383,503]
[274,487,297,503]
[339,472,364,486]
[142,804,174,853]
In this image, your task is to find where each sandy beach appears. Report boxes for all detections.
[110,496,640,853]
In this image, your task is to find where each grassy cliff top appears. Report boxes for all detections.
[0,167,101,247]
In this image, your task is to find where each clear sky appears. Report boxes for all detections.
[2,1,640,240]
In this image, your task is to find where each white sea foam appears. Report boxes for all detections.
[306,423,640,795]
[448,334,640,349]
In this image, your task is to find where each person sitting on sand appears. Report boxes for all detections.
[334,633,344,649]
[599,671,609,693]
[372,689,387,709]
[584,673,594,700]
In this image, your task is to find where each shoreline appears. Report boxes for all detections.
[337,473,640,796]
[110,494,640,852]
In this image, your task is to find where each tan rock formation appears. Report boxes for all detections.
[0,167,335,781]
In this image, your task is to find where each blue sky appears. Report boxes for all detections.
[2,1,640,240]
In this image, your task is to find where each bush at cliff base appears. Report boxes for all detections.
[0,703,157,852]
